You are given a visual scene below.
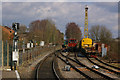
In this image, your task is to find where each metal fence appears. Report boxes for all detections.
[18,46,58,66]
[1,40,61,68]
[0,40,2,66]
[1,41,12,68]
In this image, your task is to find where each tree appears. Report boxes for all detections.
[89,25,100,41]
[28,19,64,45]
[89,25,112,44]
[28,20,43,43]
[65,22,82,41]
[29,20,41,32]
[18,24,27,34]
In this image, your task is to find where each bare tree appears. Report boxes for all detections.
[65,22,82,41]
[29,20,41,32]
[18,24,27,34]
[28,19,64,45]
[89,25,112,44]
[89,25,100,41]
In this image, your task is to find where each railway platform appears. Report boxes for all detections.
[2,70,18,80]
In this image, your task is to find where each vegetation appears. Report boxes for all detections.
[28,19,64,45]
[2,19,64,48]
[108,39,119,62]
[2,20,118,62]
[65,22,82,41]
[17,24,28,48]
[89,25,119,62]
[89,25,112,44]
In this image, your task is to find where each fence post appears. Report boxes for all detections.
[10,45,13,70]
[2,41,4,69]
[7,42,9,68]
[22,52,24,66]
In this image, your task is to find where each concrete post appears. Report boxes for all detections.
[102,44,105,57]
[104,48,107,56]
[7,43,9,68]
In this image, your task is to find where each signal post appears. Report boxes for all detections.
[12,23,19,70]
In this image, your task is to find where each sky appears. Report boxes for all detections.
[0,0,119,38]
[1,0,119,2]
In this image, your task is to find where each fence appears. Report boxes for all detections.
[1,41,12,69]
[1,40,61,69]
[0,40,2,67]
[18,46,60,66]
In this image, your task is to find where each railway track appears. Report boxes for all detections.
[86,56,120,76]
[60,52,115,80]
[77,51,120,79]
[35,53,60,80]
[56,53,94,80]
[34,49,120,80]
[90,57,120,73]
[95,58,120,70]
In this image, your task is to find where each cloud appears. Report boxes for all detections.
[2,0,119,2]
[113,25,118,31]
[0,2,2,25]
[88,4,118,28]
[2,2,119,38]
[93,2,118,13]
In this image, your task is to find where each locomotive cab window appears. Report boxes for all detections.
[69,40,76,43]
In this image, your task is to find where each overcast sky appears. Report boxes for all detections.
[1,1,119,38]
[1,0,119,2]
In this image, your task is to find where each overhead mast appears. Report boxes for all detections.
[84,5,88,38]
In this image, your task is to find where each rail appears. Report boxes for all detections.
[60,52,114,80]
[95,58,120,70]
[36,53,60,79]
[79,51,120,76]
[57,54,93,80]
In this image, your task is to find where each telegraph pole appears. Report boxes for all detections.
[12,23,19,70]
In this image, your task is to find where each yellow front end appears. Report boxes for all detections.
[81,38,92,49]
